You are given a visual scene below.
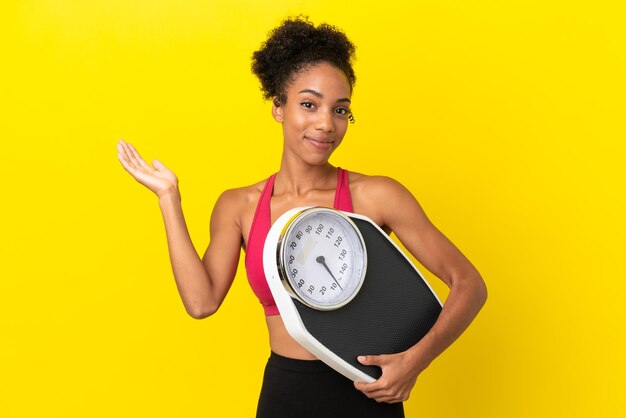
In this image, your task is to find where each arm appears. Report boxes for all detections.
[354,176,488,402]
[159,189,242,319]
[117,139,242,319]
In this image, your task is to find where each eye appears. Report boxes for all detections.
[300,101,315,109]
[334,107,350,118]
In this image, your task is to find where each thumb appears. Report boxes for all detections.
[357,355,384,366]
[152,159,166,171]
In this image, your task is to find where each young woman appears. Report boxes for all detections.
[116,17,487,418]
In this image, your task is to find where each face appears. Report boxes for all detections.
[272,62,352,166]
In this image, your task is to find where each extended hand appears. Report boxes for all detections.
[116,139,178,197]
[353,351,422,403]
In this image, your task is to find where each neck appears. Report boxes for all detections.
[275,154,337,197]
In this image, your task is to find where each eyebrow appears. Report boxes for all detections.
[298,89,351,104]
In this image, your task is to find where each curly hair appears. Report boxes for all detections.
[251,16,356,104]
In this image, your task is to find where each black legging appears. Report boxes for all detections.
[256,352,405,418]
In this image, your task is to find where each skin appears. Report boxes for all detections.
[116,62,487,404]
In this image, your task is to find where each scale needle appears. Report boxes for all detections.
[316,256,343,290]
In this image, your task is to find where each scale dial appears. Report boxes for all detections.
[277,207,367,310]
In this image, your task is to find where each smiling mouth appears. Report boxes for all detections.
[305,136,334,147]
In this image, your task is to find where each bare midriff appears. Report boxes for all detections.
[265,315,318,360]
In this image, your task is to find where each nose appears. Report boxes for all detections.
[315,110,334,133]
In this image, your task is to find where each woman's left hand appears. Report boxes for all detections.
[353,351,423,403]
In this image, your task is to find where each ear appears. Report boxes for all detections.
[272,97,283,123]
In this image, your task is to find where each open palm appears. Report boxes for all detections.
[116,139,178,197]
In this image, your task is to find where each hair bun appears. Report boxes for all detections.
[251,16,357,101]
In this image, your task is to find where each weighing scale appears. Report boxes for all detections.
[263,207,443,383]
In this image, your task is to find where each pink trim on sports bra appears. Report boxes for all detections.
[245,168,353,315]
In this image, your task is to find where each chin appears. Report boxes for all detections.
[303,154,333,166]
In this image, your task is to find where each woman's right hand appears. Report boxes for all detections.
[116,139,179,198]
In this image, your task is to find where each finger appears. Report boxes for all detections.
[127,142,154,172]
[354,380,384,394]
[152,159,166,172]
[117,141,139,171]
[373,395,399,404]
[126,142,155,173]
[354,384,378,399]
[117,145,139,173]
[354,381,370,391]
[116,141,130,164]
[122,141,156,176]
[118,152,151,183]
[357,386,392,402]
[366,385,408,402]
[117,152,134,173]
[363,387,399,403]
[117,144,152,180]
[358,355,386,366]
[128,143,154,172]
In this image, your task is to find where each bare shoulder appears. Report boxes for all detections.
[348,171,412,202]
[216,179,260,205]
[350,172,429,232]
[214,179,268,213]
[211,178,271,238]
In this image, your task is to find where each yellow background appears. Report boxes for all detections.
[1,1,624,417]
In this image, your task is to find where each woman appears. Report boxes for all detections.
[116,16,487,418]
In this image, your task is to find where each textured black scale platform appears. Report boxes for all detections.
[294,217,442,380]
